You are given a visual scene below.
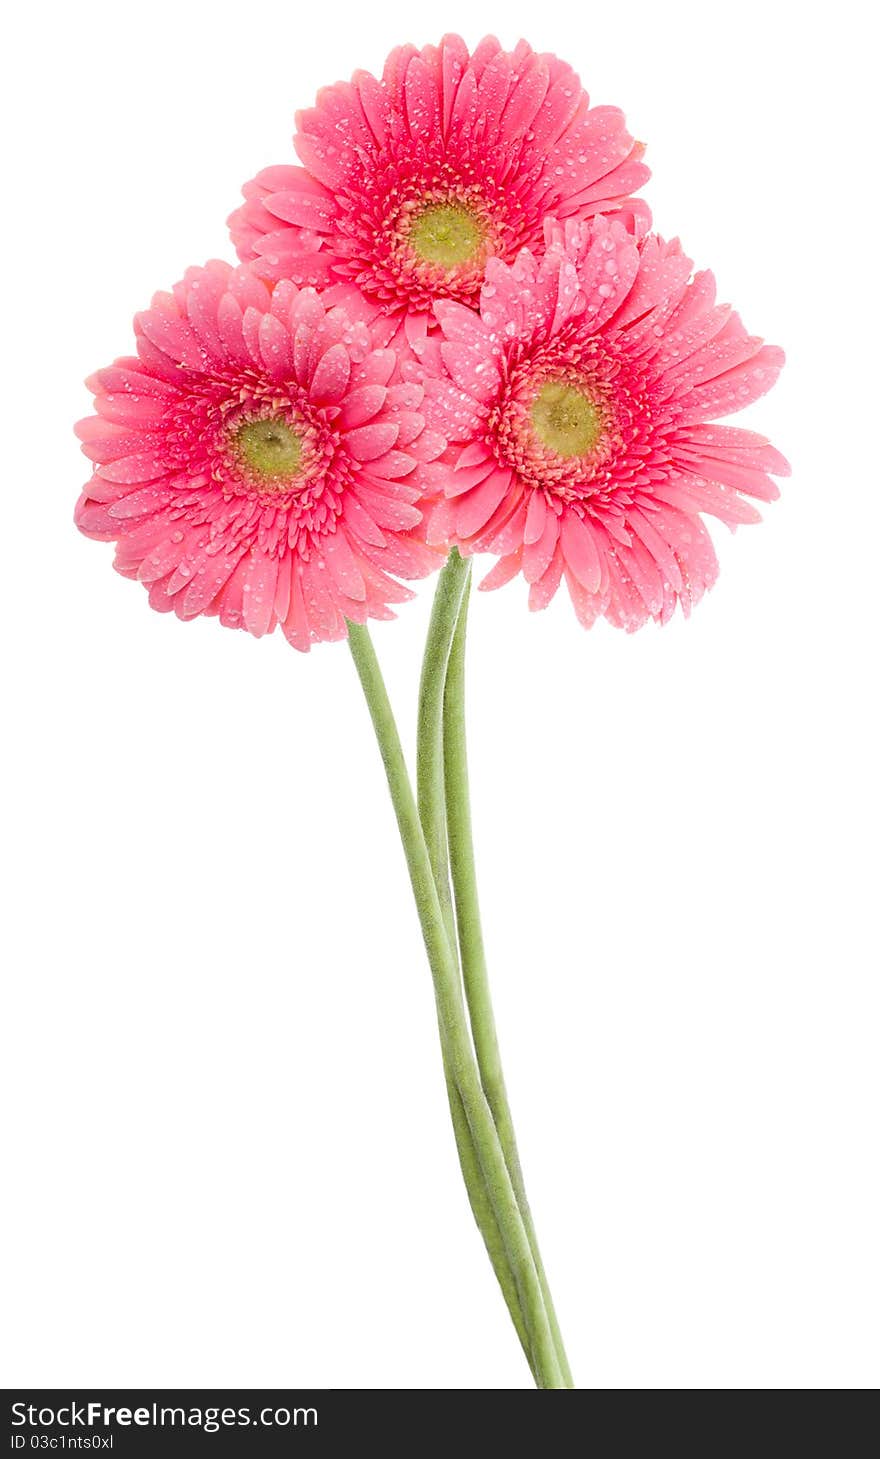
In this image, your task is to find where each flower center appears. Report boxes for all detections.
[409,202,484,269]
[530,381,604,458]
[233,417,302,486]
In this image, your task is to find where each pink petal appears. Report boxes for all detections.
[339,385,387,429]
[310,341,351,403]
[480,549,523,591]
[529,546,565,610]
[561,513,602,593]
[523,490,547,546]
[345,422,400,461]
[522,510,560,583]
[258,312,294,380]
[454,470,514,539]
[322,529,367,601]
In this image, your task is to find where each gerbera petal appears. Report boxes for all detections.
[676,345,786,421]
[350,350,397,390]
[440,341,500,398]
[263,188,337,231]
[322,529,367,602]
[338,385,388,429]
[561,513,602,593]
[523,490,547,546]
[310,341,351,403]
[343,494,387,547]
[404,56,442,137]
[500,54,550,135]
[344,422,400,461]
[135,307,203,370]
[480,549,524,591]
[529,545,565,610]
[454,470,514,539]
[522,511,560,583]
[355,485,423,531]
[367,450,418,480]
[676,424,791,475]
[258,312,294,380]
[446,458,496,499]
[627,508,684,594]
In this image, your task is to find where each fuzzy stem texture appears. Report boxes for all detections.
[415,550,534,1369]
[346,620,564,1389]
[443,570,574,1387]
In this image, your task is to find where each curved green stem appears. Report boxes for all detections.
[444,576,575,1388]
[441,1060,533,1364]
[417,549,470,951]
[347,621,564,1389]
[416,549,534,1370]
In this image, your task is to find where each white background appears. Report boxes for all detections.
[2,0,877,1390]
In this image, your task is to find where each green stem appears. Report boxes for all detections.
[444,575,575,1389]
[416,548,534,1371]
[347,621,564,1389]
[417,549,470,951]
[441,1060,533,1364]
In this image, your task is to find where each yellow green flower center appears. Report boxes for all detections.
[410,202,484,269]
[234,417,302,484]
[530,380,604,458]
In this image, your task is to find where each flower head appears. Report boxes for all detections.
[75,262,444,649]
[229,35,649,351]
[421,217,788,630]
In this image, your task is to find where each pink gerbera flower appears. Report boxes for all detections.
[75,262,444,648]
[420,217,788,630]
[229,35,650,352]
